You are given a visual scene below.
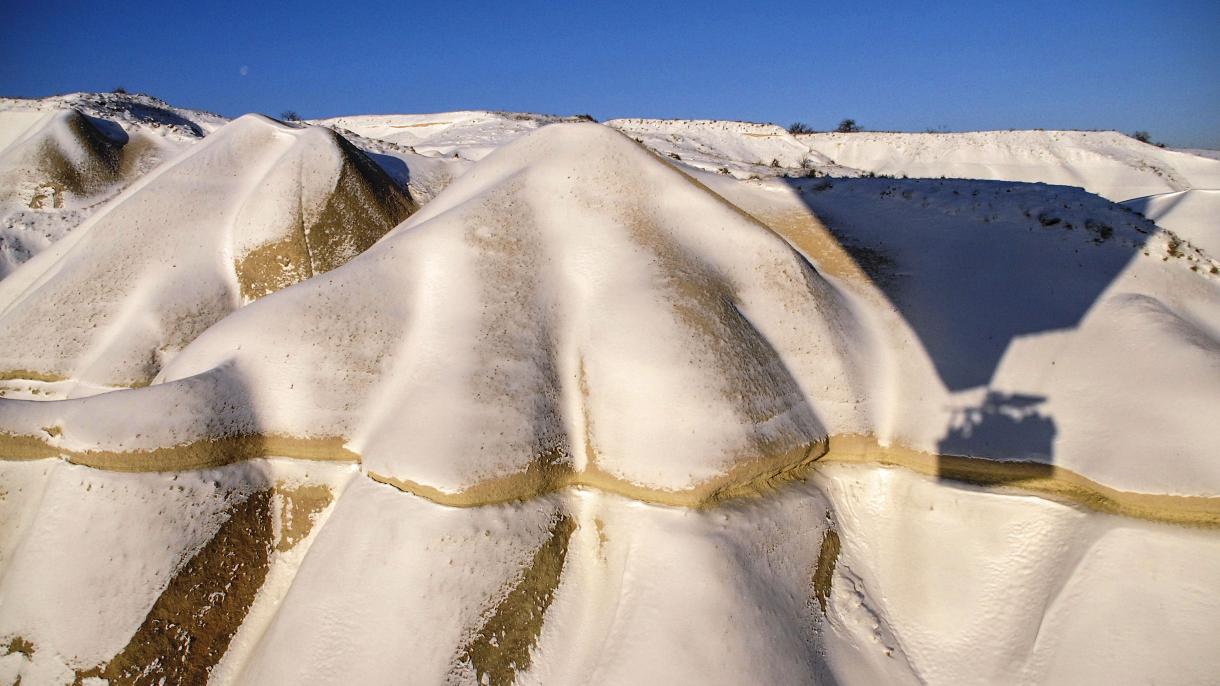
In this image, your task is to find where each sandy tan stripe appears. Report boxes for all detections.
[454,514,575,686]
[0,370,69,383]
[821,434,1220,528]
[0,433,357,471]
[812,528,841,614]
[4,430,1218,526]
[367,441,824,509]
[74,490,276,686]
[0,433,60,460]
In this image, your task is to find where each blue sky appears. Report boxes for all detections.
[2,0,1217,147]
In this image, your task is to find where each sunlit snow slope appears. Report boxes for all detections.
[1124,188,1220,257]
[801,129,1220,201]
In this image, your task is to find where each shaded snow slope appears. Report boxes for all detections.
[704,173,1220,496]
[802,130,1220,202]
[1124,188,1220,257]
[0,114,413,394]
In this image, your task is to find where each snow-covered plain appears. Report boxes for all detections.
[0,97,1217,685]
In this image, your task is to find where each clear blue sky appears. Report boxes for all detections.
[2,0,1217,147]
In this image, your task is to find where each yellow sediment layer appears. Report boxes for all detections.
[820,434,1220,528]
[367,441,825,510]
[3,429,1218,526]
[0,432,357,470]
[0,433,60,460]
[0,370,70,383]
[72,483,333,685]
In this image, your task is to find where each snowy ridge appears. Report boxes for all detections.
[801,129,1220,201]
[0,124,866,502]
[315,110,595,162]
[606,118,846,179]
[1124,188,1220,257]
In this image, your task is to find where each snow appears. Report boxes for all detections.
[316,110,594,162]
[0,93,222,277]
[153,123,862,497]
[2,458,1214,685]
[1124,188,1220,256]
[606,118,845,179]
[0,94,1218,685]
[0,113,412,395]
[709,174,1220,495]
[800,129,1220,202]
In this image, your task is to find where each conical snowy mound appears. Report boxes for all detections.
[0,114,413,392]
[0,109,123,205]
[0,123,866,503]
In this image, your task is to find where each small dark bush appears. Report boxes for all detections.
[281,111,302,122]
[788,122,815,135]
[1131,131,1152,144]
[113,86,127,94]
[836,118,861,133]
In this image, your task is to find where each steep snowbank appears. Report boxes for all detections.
[1,459,1214,685]
[708,173,1220,496]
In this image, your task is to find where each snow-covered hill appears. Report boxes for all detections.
[0,93,223,276]
[1,97,1218,686]
[606,118,848,179]
[0,114,413,396]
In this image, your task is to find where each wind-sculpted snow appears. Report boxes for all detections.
[0,114,413,394]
